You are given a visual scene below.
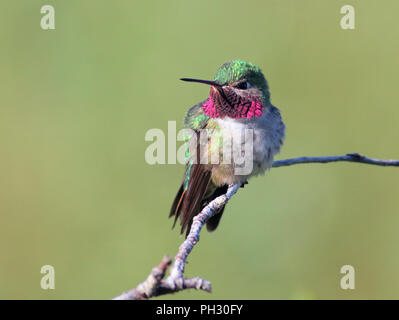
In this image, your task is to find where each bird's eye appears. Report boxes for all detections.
[236,81,250,90]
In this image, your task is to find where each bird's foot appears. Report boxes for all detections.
[240,180,248,188]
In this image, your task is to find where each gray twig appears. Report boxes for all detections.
[113,153,398,300]
[272,153,399,168]
[113,255,211,300]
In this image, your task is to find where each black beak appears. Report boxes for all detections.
[180,78,223,87]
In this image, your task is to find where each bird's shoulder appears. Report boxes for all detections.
[184,100,212,130]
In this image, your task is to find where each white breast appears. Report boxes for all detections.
[215,104,285,178]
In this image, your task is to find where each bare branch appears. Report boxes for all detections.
[113,255,172,300]
[113,256,211,300]
[113,152,398,300]
[272,153,399,168]
[166,183,241,283]
[113,184,241,300]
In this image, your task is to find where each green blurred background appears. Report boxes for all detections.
[0,0,398,299]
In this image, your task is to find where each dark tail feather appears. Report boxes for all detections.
[169,165,228,238]
[169,182,230,236]
[205,185,228,232]
[169,163,212,237]
[169,183,185,228]
[180,166,211,237]
[206,205,226,231]
[169,181,230,236]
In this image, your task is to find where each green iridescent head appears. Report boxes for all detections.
[180,60,271,119]
[214,60,270,103]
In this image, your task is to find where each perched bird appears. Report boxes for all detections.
[170,60,285,237]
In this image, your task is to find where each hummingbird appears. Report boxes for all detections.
[169,60,285,237]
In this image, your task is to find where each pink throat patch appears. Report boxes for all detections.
[202,95,264,119]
